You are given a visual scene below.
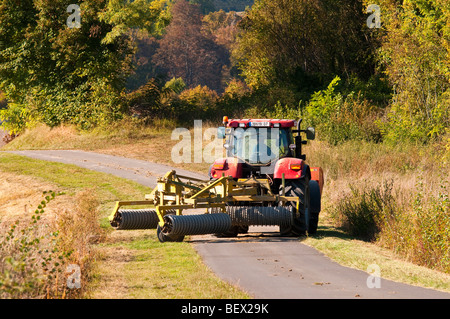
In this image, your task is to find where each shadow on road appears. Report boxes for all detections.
[310,225,355,241]
[188,224,355,244]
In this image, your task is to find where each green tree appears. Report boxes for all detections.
[99,0,172,44]
[0,0,170,132]
[233,0,379,95]
[376,0,450,143]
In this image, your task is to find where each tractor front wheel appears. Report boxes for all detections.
[279,179,310,237]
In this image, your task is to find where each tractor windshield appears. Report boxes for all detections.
[228,127,291,165]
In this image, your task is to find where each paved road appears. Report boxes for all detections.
[6,150,450,299]
[8,150,206,187]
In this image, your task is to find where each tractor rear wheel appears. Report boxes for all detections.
[279,178,310,237]
[308,180,321,234]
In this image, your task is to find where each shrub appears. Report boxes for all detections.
[0,191,67,298]
[333,180,395,241]
[378,98,450,145]
[333,175,449,273]
[262,101,302,120]
[164,77,186,95]
[411,178,449,272]
[0,81,127,134]
[304,76,383,145]
[173,85,220,122]
[126,78,170,118]
[0,103,35,135]
[223,79,251,99]
[375,176,449,274]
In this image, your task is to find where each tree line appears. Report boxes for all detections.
[0,0,448,145]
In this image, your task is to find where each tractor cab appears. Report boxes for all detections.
[226,122,294,165]
[212,117,315,179]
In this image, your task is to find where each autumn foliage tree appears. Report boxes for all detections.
[233,0,379,94]
[153,0,229,92]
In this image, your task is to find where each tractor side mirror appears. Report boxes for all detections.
[306,127,315,140]
[217,126,226,139]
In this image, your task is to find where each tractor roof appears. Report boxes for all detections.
[226,118,296,128]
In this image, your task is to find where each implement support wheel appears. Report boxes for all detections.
[156,213,185,243]
[157,224,185,242]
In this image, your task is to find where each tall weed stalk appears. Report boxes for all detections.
[0,190,103,298]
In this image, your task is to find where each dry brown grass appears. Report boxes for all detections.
[0,172,70,222]
[306,139,449,273]
[0,173,105,298]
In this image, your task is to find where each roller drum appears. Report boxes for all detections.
[113,209,162,230]
[225,206,293,227]
[162,213,232,236]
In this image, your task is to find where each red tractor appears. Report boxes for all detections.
[109,117,323,242]
[208,117,324,237]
